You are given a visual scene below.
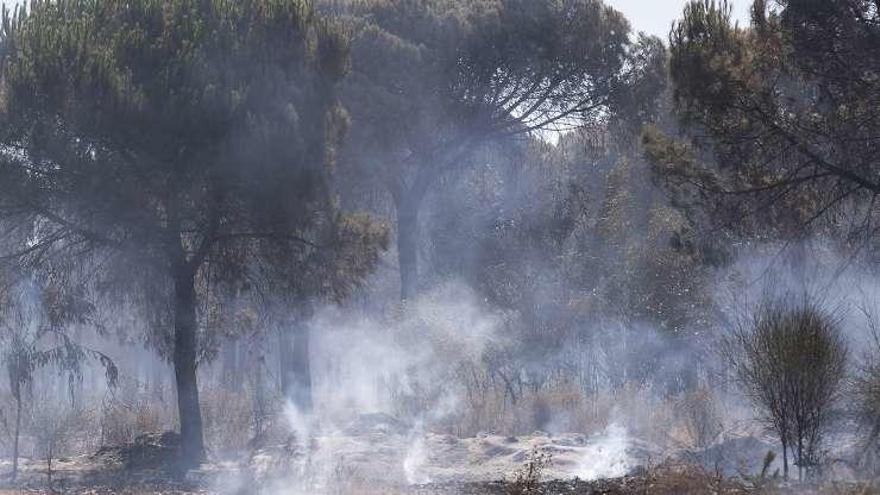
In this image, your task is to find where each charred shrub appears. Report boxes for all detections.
[504,446,552,495]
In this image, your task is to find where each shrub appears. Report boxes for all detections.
[724,297,848,481]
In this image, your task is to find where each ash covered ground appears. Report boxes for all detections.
[0,413,815,495]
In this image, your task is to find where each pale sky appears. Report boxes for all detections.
[605,0,752,39]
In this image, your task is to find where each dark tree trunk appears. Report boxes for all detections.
[278,328,292,393]
[11,393,21,481]
[280,319,312,413]
[252,358,267,441]
[221,338,241,392]
[46,440,53,491]
[397,202,419,302]
[151,361,166,402]
[782,440,789,480]
[173,267,205,469]
[797,437,804,482]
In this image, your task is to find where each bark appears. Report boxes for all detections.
[252,359,266,440]
[397,203,419,302]
[797,437,804,482]
[151,362,165,402]
[278,328,292,394]
[221,338,241,392]
[782,440,789,480]
[12,394,21,481]
[394,164,437,302]
[173,266,205,469]
[46,441,53,491]
[280,319,312,413]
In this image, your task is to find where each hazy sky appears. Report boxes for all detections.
[605,0,752,39]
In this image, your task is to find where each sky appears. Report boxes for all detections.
[605,0,752,39]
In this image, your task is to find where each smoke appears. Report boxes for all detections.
[308,279,507,423]
[714,240,880,348]
[0,2,878,493]
[576,423,632,481]
[217,238,880,493]
[282,401,313,450]
[403,420,431,485]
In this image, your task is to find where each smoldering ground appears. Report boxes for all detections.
[0,238,876,494]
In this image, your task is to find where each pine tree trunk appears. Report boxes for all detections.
[397,205,419,301]
[46,440,53,491]
[782,440,789,480]
[221,338,241,392]
[278,328,292,395]
[280,320,312,413]
[12,394,21,481]
[798,437,804,482]
[151,361,165,402]
[173,267,205,469]
[252,359,266,441]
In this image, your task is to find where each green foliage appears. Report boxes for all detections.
[0,276,118,404]
[670,0,752,127]
[425,124,716,394]
[342,0,634,161]
[656,0,880,247]
[1,0,344,144]
[0,0,384,347]
[0,0,386,464]
[333,0,646,300]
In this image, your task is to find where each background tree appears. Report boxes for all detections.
[0,0,384,467]
[851,307,880,473]
[648,0,880,257]
[333,0,640,300]
[0,272,117,481]
[414,43,720,407]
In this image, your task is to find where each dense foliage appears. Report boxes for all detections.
[0,0,385,466]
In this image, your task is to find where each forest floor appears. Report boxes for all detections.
[0,462,876,494]
[0,415,867,494]
[0,473,877,495]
